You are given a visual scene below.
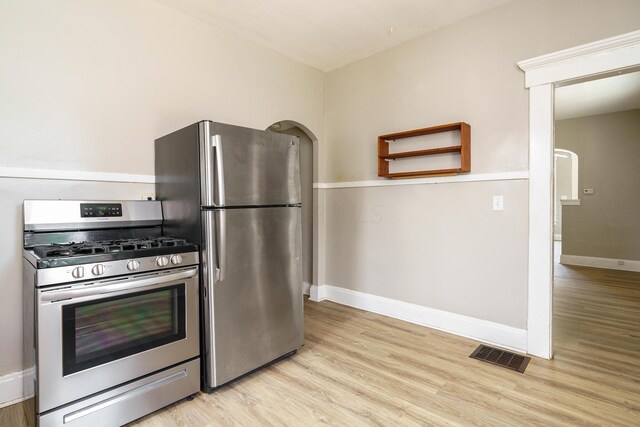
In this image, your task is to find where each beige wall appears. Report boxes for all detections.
[557,109,640,260]
[324,0,640,328]
[325,181,529,327]
[0,0,324,377]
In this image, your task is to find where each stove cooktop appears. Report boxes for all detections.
[32,237,189,258]
[27,237,198,269]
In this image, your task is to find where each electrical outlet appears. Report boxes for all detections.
[141,194,155,201]
[582,188,594,195]
[493,195,504,211]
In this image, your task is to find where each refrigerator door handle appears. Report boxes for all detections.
[205,211,220,284]
[202,122,214,206]
[215,209,226,281]
[212,134,226,207]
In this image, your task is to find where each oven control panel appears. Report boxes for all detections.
[80,203,122,218]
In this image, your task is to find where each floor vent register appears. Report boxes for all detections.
[469,344,531,373]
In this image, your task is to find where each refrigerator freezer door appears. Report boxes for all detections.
[200,121,301,207]
[202,207,304,388]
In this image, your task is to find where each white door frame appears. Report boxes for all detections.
[518,30,640,359]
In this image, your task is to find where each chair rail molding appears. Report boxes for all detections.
[313,170,529,189]
[518,29,640,360]
[0,166,155,184]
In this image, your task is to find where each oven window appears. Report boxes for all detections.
[62,285,186,376]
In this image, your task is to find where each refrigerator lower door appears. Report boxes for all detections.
[202,207,304,389]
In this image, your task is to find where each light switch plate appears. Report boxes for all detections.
[583,188,594,195]
[493,195,504,211]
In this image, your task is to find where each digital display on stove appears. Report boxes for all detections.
[80,203,122,218]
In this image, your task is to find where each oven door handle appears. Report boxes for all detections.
[40,267,198,302]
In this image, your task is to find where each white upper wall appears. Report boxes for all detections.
[0,0,325,178]
[325,0,640,182]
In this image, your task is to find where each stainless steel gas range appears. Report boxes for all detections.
[22,200,201,427]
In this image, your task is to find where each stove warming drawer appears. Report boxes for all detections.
[38,359,199,427]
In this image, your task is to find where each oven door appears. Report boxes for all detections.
[36,266,199,413]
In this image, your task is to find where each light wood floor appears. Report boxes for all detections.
[2,265,639,426]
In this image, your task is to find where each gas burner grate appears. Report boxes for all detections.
[469,344,531,373]
[34,243,109,258]
[33,237,189,259]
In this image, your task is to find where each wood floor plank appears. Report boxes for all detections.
[0,402,28,426]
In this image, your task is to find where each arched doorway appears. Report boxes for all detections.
[266,120,318,295]
[553,148,579,241]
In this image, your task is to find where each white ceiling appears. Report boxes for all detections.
[555,71,640,121]
[153,0,510,71]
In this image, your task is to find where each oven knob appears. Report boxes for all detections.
[156,256,169,267]
[71,266,84,279]
[127,260,140,271]
[170,254,183,265]
[91,264,105,276]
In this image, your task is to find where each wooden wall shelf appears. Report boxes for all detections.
[378,122,471,179]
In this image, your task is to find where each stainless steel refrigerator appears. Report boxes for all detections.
[155,120,304,391]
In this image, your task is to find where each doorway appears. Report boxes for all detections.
[518,29,640,359]
[267,121,317,295]
[552,71,640,358]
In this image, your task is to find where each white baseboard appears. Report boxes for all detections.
[308,285,527,352]
[560,254,640,272]
[302,281,311,296]
[309,283,327,302]
[0,368,33,408]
